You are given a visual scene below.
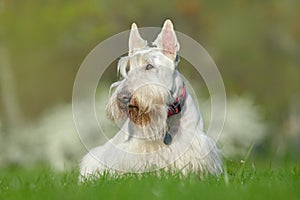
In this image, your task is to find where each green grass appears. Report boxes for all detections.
[0,161,299,200]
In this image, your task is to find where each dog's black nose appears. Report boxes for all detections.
[117,93,131,104]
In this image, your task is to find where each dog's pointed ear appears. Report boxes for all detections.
[129,23,147,56]
[153,19,180,61]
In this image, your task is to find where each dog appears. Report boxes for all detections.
[80,19,222,179]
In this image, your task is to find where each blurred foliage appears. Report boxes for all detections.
[0,0,300,156]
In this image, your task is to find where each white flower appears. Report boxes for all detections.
[200,95,268,158]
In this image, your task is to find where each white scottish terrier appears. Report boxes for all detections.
[80,20,222,179]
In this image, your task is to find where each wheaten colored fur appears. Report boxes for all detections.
[80,20,222,179]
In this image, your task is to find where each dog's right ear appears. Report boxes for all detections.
[129,23,147,56]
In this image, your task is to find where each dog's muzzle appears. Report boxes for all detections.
[117,89,132,110]
[117,93,131,105]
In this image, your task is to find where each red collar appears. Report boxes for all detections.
[168,83,186,117]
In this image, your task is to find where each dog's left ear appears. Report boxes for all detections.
[129,23,147,56]
[153,19,180,61]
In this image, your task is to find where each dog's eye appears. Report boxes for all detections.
[145,64,154,70]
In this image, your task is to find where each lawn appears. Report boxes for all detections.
[0,160,299,200]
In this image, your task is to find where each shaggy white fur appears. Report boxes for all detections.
[80,19,222,179]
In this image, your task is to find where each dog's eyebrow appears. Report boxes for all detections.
[117,56,130,78]
[109,81,121,96]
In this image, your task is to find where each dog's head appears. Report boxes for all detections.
[106,20,184,141]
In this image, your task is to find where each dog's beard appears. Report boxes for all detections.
[106,84,171,141]
[106,89,127,122]
[128,102,168,141]
[127,86,169,141]
[128,99,151,126]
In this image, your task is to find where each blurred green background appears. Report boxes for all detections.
[0,0,299,169]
